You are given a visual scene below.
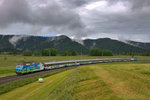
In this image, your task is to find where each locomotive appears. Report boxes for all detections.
[15,58,137,75]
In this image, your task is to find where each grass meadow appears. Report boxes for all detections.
[0,55,150,100]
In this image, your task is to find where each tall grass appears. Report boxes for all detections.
[47,66,120,100]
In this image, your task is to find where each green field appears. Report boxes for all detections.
[0,55,132,77]
[0,56,150,100]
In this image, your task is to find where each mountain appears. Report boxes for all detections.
[0,35,149,54]
[0,35,88,54]
[126,40,150,51]
[0,35,16,52]
[83,38,147,54]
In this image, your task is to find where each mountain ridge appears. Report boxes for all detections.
[126,40,150,51]
[0,34,149,54]
[83,38,148,54]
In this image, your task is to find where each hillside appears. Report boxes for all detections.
[126,40,150,51]
[83,38,147,54]
[0,35,88,54]
[0,35,149,54]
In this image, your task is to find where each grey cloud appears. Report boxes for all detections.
[32,2,83,28]
[76,0,150,42]
[0,0,31,28]
[107,0,150,10]
[0,0,85,37]
[60,0,99,8]
[0,0,150,42]
[62,0,86,7]
[84,10,150,35]
[130,0,150,9]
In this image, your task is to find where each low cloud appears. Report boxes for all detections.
[9,35,29,46]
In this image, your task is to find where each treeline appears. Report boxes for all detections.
[89,48,113,56]
[0,48,79,56]
[1,48,150,56]
[0,48,113,56]
[23,48,79,56]
[118,52,150,56]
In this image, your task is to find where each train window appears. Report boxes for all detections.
[16,65,22,68]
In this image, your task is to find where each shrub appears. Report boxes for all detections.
[103,50,113,56]
[34,51,40,56]
[62,51,69,56]
[23,50,32,56]
[89,48,113,56]
[89,48,102,56]
[71,50,78,56]
[41,48,58,56]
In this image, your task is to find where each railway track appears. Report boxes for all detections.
[0,66,76,84]
[0,58,137,84]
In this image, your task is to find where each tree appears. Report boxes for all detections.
[49,48,58,56]
[12,51,18,55]
[62,50,68,56]
[23,50,32,56]
[41,48,58,56]
[141,52,150,56]
[89,48,113,56]
[71,50,78,56]
[41,49,49,56]
[103,50,113,56]
[89,48,102,56]
[34,51,40,56]
[8,51,18,55]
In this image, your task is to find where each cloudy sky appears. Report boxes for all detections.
[0,0,150,42]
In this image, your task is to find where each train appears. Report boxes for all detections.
[15,58,137,75]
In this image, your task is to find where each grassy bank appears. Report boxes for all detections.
[0,68,71,95]
[1,61,150,100]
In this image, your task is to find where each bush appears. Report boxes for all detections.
[103,50,113,56]
[62,51,69,56]
[7,51,18,55]
[41,49,49,56]
[34,51,40,56]
[23,50,32,56]
[89,48,113,56]
[50,48,58,56]
[89,48,102,56]
[140,52,150,56]
[71,50,78,56]
[41,48,58,56]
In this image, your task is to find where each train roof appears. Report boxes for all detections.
[43,58,130,65]
[17,62,39,65]
[16,58,130,66]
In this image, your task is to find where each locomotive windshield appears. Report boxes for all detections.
[16,65,23,68]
